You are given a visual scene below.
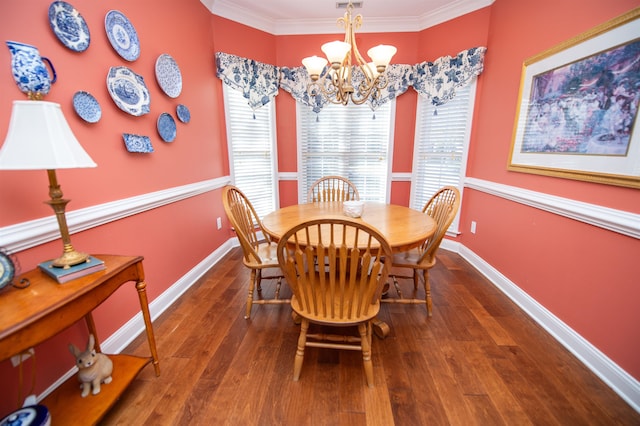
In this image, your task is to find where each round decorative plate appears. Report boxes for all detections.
[0,404,50,426]
[155,54,182,98]
[0,251,15,290]
[176,104,191,123]
[72,91,101,123]
[157,113,177,142]
[105,10,140,61]
[48,1,90,52]
[107,66,150,116]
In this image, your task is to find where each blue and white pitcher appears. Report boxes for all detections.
[6,41,57,99]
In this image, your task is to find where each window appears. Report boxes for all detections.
[222,85,278,218]
[297,101,394,203]
[411,79,477,233]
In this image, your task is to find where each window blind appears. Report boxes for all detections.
[223,85,278,219]
[411,80,477,232]
[297,101,394,203]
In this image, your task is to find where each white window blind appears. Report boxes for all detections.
[411,79,477,232]
[297,101,394,203]
[222,85,278,219]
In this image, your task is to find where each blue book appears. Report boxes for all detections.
[38,256,106,284]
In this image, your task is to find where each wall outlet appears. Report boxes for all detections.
[11,348,34,367]
[470,221,477,234]
[217,217,222,230]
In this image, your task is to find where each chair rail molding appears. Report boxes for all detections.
[464,177,640,239]
[0,177,231,253]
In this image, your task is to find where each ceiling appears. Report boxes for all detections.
[200,0,494,35]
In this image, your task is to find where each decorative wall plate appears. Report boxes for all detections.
[105,10,140,61]
[107,66,150,116]
[123,133,154,153]
[72,91,101,123]
[0,250,15,290]
[48,1,90,52]
[176,104,191,123]
[155,54,182,98]
[157,113,177,142]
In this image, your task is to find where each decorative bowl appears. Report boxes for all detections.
[343,200,365,218]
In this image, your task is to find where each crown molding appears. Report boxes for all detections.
[203,0,494,35]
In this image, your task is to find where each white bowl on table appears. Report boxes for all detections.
[343,200,365,218]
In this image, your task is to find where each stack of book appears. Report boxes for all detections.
[38,256,106,284]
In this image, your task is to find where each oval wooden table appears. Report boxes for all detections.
[262,201,436,253]
[262,201,436,338]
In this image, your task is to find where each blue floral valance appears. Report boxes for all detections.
[215,47,486,112]
[413,47,487,106]
[215,52,280,110]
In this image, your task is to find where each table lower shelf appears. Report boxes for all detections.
[41,354,152,425]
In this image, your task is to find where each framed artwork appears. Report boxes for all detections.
[508,8,640,189]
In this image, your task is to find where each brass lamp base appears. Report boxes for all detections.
[50,248,90,269]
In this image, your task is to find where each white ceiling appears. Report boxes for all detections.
[200,0,494,35]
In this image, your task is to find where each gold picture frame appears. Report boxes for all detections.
[508,8,640,189]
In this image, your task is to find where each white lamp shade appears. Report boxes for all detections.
[367,44,397,68]
[321,41,351,64]
[302,55,328,77]
[0,100,96,170]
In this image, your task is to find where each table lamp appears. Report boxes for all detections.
[0,100,97,268]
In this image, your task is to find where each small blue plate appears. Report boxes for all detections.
[73,91,101,123]
[176,104,190,123]
[157,113,177,142]
[123,133,153,153]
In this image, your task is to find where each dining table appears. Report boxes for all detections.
[261,201,437,337]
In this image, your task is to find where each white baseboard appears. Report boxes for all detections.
[441,239,640,413]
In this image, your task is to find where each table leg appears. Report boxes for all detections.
[136,279,161,376]
[84,313,101,352]
[372,318,390,339]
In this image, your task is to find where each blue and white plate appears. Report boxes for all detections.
[48,1,90,52]
[157,113,177,142]
[176,104,191,123]
[107,66,150,116]
[72,91,101,123]
[123,133,153,153]
[105,10,140,61]
[155,54,182,98]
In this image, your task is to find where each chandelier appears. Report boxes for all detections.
[302,2,397,106]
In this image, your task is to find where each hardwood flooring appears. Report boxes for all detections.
[101,248,639,425]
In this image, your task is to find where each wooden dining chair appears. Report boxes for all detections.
[222,185,289,319]
[384,186,460,317]
[277,217,392,387]
[307,176,360,202]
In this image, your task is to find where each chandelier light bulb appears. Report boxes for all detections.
[302,55,328,80]
[321,41,351,68]
[368,44,397,72]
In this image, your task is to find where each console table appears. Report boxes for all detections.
[0,254,160,424]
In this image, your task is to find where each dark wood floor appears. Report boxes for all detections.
[101,247,639,425]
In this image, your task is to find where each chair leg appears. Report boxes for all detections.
[423,269,432,317]
[293,319,309,381]
[256,269,263,292]
[359,322,374,388]
[245,269,257,319]
[413,268,419,290]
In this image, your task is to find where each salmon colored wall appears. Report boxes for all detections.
[457,0,640,379]
[0,0,228,415]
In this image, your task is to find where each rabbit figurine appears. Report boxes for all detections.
[69,334,113,397]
